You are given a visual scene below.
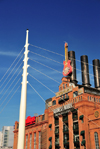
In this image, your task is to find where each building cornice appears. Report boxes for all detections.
[13,120,48,132]
[25,120,48,130]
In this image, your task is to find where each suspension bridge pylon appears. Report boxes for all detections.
[17,29,29,149]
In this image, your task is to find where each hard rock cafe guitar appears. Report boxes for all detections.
[63,43,72,76]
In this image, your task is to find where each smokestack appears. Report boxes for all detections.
[81,55,91,87]
[92,59,100,90]
[68,51,77,83]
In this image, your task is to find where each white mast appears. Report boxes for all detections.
[17,29,29,149]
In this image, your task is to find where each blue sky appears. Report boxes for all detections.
[0,0,100,131]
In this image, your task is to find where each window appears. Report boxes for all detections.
[5,130,8,135]
[38,132,41,149]
[65,93,69,100]
[83,133,85,139]
[73,91,78,98]
[60,96,62,100]
[39,116,40,122]
[63,84,65,89]
[64,133,69,142]
[42,115,45,120]
[4,141,7,144]
[50,139,52,145]
[52,100,56,105]
[55,135,59,145]
[37,118,38,123]
[74,135,79,142]
[63,94,65,100]
[94,132,99,149]
[26,135,28,149]
[73,112,78,120]
[30,134,32,149]
[94,97,96,102]
[80,131,85,139]
[88,96,89,101]
[79,97,80,101]
[49,124,52,128]
[34,133,36,149]
[92,97,94,101]
[99,99,100,103]
[82,118,84,123]
[79,115,84,123]
[66,84,67,88]
[55,117,59,125]
[97,98,98,102]
[63,125,68,131]
[49,124,52,131]
[55,127,59,133]
[73,122,78,130]
[4,144,7,147]
[90,96,91,101]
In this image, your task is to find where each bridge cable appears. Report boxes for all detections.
[0,85,21,114]
[0,69,22,101]
[0,61,23,94]
[0,47,24,82]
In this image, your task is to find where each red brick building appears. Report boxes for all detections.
[13,52,100,149]
[13,77,100,149]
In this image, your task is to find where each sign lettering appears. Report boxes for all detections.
[48,101,52,107]
[53,103,73,116]
[78,88,84,95]
[55,86,72,97]
[25,116,35,126]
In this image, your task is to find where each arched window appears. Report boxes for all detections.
[94,132,99,149]
[73,91,78,98]
[52,100,56,105]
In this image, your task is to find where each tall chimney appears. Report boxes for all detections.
[81,55,91,87]
[92,59,100,90]
[68,51,77,83]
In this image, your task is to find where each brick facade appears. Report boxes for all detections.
[13,77,100,149]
